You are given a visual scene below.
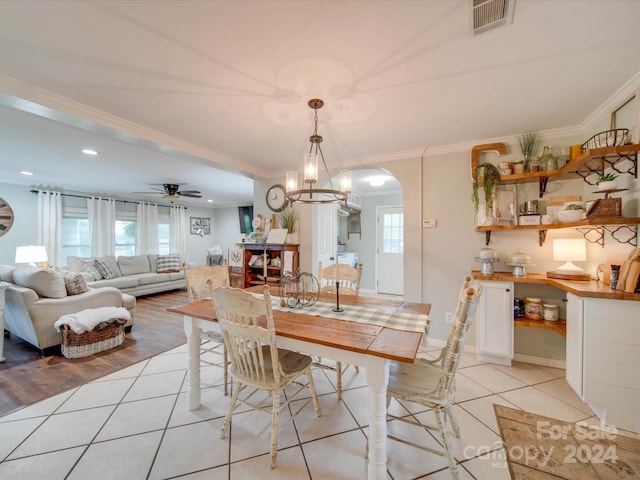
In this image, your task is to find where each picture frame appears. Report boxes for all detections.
[190,217,211,236]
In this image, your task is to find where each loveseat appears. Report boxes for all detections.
[1,265,136,351]
[66,254,187,297]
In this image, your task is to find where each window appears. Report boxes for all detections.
[158,221,170,254]
[62,216,90,264]
[115,219,136,257]
[382,212,403,254]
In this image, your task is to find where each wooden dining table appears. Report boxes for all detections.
[168,286,431,480]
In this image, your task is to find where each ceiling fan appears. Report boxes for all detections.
[133,183,202,203]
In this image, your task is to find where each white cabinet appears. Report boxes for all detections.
[476,281,514,366]
[582,298,640,432]
[565,293,584,398]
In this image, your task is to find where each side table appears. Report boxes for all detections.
[0,282,8,362]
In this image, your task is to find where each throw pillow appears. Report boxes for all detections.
[80,259,102,281]
[12,266,67,299]
[94,258,116,279]
[62,272,88,295]
[156,253,181,273]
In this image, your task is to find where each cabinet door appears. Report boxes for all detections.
[476,281,514,366]
[565,292,584,399]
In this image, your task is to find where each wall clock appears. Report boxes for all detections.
[0,197,14,238]
[266,184,288,212]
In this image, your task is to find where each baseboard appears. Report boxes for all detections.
[513,353,566,369]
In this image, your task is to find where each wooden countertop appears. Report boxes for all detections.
[472,270,640,301]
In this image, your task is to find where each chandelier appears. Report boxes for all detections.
[285,99,351,205]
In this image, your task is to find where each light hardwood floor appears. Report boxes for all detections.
[0,289,190,417]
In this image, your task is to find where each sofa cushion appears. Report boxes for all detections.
[61,271,89,295]
[13,266,67,299]
[88,276,140,290]
[137,273,173,286]
[118,255,151,275]
[80,259,103,281]
[96,255,121,278]
[156,254,182,273]
[156,256,180,273]
[94,258,117,279]
[0,265,15,283]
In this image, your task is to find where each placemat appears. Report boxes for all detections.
[272,300,429,333]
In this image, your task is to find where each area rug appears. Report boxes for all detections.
[494,404,640,479]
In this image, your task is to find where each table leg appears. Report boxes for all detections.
[366,356,389,480]
[184,316,202,410]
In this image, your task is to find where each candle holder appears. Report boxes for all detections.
[279,271,319,308]
[332,280,344,312]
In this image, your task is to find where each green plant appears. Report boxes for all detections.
[518,132,538,170]
[277,207,298,233]
[597,173,618,183]
[472,162,502,218]
[565,203,585,210]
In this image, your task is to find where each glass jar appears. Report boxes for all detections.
[538,146,557,171]
[528,157,540,172]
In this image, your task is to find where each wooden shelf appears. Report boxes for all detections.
[515,318,566,338]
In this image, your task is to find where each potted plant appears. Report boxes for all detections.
[597,173,618,191]
[277,207,299,243]
[472,162,502,224]
[518,132,538,172]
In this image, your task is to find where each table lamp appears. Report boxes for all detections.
[15,245,48,266]
[547,238,590,280]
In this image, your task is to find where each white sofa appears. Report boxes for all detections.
[66,254,187,297]
[1,265,136,351]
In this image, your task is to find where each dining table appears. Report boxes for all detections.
[168,285,431,480]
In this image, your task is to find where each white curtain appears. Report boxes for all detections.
[88,197,115,257]
[36,190,62,266]
[137,202,159,254]
[170,205,187,253]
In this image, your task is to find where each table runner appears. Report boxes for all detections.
[272,300,429,333]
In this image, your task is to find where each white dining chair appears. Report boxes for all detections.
[315,261,364,399]
[183,261,230,395]
[211,285,322,469]
[384,279,482,479]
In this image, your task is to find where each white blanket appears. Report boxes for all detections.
[54,306,131,334]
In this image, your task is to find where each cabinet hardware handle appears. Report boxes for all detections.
[506,288,510,292]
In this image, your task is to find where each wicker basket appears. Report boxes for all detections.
[581,128,630,151]
[61,318,126,359]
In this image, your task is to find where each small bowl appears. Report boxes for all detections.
[556,209,584,223]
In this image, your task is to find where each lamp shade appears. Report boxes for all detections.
[15,245,48,264]
[553,238,586,274]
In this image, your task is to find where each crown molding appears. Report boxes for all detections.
[0,74,269,180]
[581,70,640,134]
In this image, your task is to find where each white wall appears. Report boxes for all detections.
[0,183,38,266]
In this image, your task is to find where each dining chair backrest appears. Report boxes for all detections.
[184,261,229,302]
[436,283,482,400]
[317,261,363,296]
[211,286,282,386]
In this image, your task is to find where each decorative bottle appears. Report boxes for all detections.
[539,146,557,171]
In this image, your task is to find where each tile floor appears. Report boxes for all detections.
[0,343,604,480]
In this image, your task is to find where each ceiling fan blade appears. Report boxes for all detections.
[177,190,201,195]
[179,193,202,198]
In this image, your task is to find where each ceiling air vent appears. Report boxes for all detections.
[472,0,512,35]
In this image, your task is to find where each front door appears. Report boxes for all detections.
[376,206,403,295]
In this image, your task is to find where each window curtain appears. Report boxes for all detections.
[87,197,115,257]
[137,202,159,254]
[36,190,62,266]
[170,205,187,253]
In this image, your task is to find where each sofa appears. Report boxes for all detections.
[1,265,136,351]
[66,254,187,297]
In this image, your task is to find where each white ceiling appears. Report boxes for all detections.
[0,0,639,207]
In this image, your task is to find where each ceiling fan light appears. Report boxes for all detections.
[163,194,180,203]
